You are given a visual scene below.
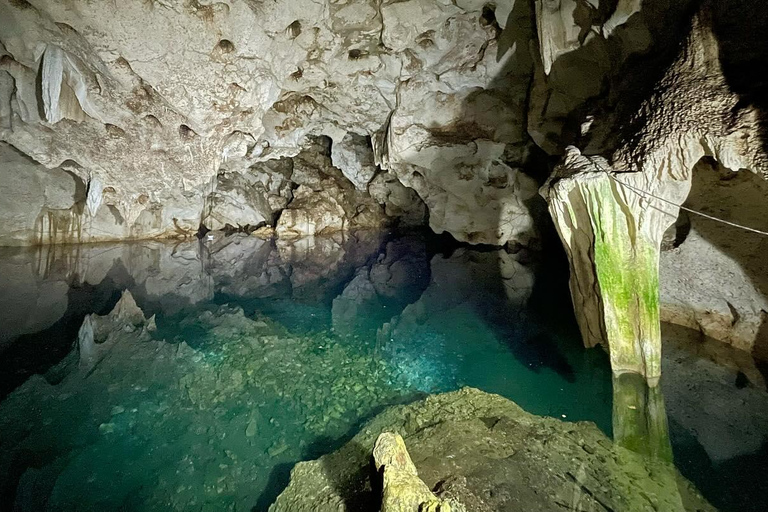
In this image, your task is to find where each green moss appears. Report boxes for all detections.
[583,178,662,378]
[612,374,673,462]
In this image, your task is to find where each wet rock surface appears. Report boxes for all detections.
[271,388,714,512]
[1,234,768,511]
[0,0,542,246]
[373,432,454,512]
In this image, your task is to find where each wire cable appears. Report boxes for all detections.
[591,162,768,237]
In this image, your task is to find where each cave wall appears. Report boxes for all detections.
[540,0,768,378]
[4,0,768,372]
[0,0,548,246]
[0,0,716,248]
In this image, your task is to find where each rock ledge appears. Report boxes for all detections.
[270,388,714,512]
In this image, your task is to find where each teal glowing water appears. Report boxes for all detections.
[0,232,766,511]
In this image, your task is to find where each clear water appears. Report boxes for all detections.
[0,231,766,511]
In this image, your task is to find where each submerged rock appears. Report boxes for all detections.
[270,388,714,512]
[78,290,150,372]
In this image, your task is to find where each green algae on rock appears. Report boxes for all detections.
[373,433,456,512]
[270,388,715,512]
[543,150,666,382]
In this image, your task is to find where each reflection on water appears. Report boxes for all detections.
[613,373,673,462]
[0,232,766,511]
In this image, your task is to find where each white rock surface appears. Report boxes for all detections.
[661,230,768,354]
[0,142,84,246]
[660,161,768,357]
[331,133,377,191]
[0,0,542,247]
[202,171,272,231]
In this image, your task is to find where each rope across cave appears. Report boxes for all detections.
[590,161,768,237]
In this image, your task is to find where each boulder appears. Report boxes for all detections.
[331,133,377,191]
[203,171,273,231]
[78,290,150,372]
[270,388,714,512]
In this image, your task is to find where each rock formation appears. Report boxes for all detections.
[612,373,672,461]
[0,0,541,246]
[270,388,714,512]
[373,433,456,512]
[2,0,768,377]
[660,159,768,359]
[77,289,154,372]
[540,2,768,380]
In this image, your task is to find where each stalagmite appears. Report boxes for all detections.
[373,433,453,512]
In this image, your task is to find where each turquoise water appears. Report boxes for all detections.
[0,231,766,511]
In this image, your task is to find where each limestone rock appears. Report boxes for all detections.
[275,141,387,238]
[110,290,147,326]
[0,142,85,246]
[661,229,768,354]
[373,433,452,512]
[78,290,149,372]
[270,388,714,512]
[381,43,542,245]
[385,131,540,245]
[203,171,272,231]
[0,0,538,247]
[528,0,699,154]
[276,186,347,238]
[540,3,768,379]
[542,148,666,380]
[331,133,377,191]
[659,160,768,357]
[534,0,643,76]
[368,172,427,227]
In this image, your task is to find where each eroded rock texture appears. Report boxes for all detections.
[0,0,544,246]
[270,388,714,512]
[660,159,768,360]
[3,0,768,370]
[540,2,768,379]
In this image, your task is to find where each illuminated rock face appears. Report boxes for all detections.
[0,0,538,246]
[541,4,768,380]
[272,388,714,512]
[544,149,667,380]
[2,0,768,369]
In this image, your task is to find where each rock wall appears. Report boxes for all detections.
[660,159,768,360]
[3,0,768,366]
[0,0,544,247]
[540,1,768,379]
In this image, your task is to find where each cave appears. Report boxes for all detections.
[1,1,767,511]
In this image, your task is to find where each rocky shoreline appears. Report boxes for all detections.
[270,387,714,512]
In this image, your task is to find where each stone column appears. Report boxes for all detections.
[542,147,682,383]
[539,5,766,383]
[612,373,673,461]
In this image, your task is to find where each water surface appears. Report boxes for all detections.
[0,231,766,511]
